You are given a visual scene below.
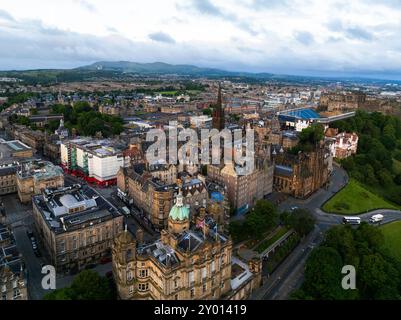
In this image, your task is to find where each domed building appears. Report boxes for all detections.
[112,190,262,300]
[168,191,190,234]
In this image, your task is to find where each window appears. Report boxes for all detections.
[13,289,21,300]
[189,271,194,285]
[129,286,134,295]
[174,279,178,289]
[190,288,195,298]
[211,261,215,273]
[174,294,179,300]
[139,269,148,278]
[202,283,207,293]
[138,283,149,292]
[127,271,133,281]
[202,267,206,280]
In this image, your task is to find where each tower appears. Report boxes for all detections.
[212,84,225,131]
[168,189,190,234]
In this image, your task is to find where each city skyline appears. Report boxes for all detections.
[1,0,401,79]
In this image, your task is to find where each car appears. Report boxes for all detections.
[100,257,112,265]
[34,250,41,257]
[85,263,97,270]
[290,206,299,211]
[26,230,34,239]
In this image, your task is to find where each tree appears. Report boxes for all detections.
[202,108,212,116]
[285,208,315,237]
[324,225,359,267]
[43,270,114,300]
[303,247,346,300]
[358,253,400,299]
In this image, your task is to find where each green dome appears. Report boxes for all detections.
[169,193,189,221]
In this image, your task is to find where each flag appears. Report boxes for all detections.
[196,219,205,229]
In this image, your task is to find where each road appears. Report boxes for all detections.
[2,174,156,300]
[253,164,401,300]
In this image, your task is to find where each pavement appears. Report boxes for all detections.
[2,174,158,300]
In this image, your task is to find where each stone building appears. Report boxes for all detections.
[325,128,359,160]
[32,184,123,273]
[117,165,208,230]
[212,85,225,131]
[112,191,262,300]
[273,141,330,199]
[10,125,45,153]
[16,160,65,204]
[0,139,34,196]
[207,154,274,214]
[320,91,366,112]
[0,165,17,196]
[43,134,62,164]
[0,223,28,300]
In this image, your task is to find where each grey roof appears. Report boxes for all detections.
[274,165,293,177]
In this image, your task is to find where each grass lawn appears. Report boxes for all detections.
[381,221,401,262]
[156,91,177,96]
[255,226,289,254]
[322,179,398,214]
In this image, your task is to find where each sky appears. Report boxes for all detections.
[1,0,401,79]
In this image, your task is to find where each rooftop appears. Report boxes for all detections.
[0,139,32,160]
[32,184,121,234]
[17,160,64,181]
[64,137,126,158]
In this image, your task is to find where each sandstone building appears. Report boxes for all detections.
[273,141,330,199]
[112,191,262,300]
[32,184,123,272]
[1,223,28,300]
[320,92,366,112]
[16,160,65,204]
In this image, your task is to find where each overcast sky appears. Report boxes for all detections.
[1,0,401,79]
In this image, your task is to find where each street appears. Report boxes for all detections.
[253,164,401,300]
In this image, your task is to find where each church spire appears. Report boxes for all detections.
[212,83,225,131]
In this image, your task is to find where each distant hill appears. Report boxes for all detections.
[1,61,398,85]
[78,61,274,78]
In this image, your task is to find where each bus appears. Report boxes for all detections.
[342,216,361,225]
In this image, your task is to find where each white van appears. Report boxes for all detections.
[369,214,384,223]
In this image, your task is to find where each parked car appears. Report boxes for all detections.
[26,230,34,239]
[85,263,97,270]
[100,257,112,265]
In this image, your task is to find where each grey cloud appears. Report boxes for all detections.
[0,9,15,21]
[73,0,97,12]
[182,0,258,36]
[294,31,314,45]
[149,31,176,44]
[327,19,374,41]
[252,0,289,9]
[345,27,373,41]
[190,0,224,16]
